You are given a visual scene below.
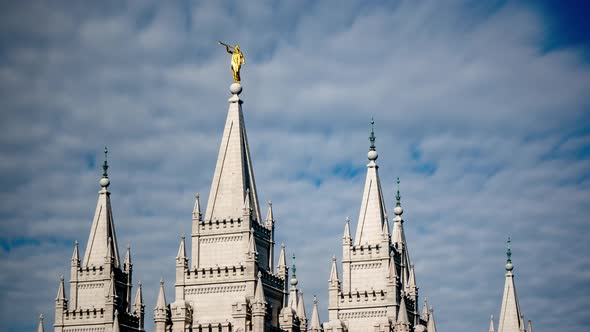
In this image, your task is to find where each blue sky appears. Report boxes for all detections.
[1,1,589,331]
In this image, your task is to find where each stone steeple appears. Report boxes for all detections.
[353,119,387,246]
[37,314,44,332]
[394,294,411,332]
[489,315,496,332]
[325,121,432,332]
[154,279,170,332]
[309,296,322,332]
[133,281,145,330]
[112,310,120,332]
[288,254,299,313]
[52,149,144,332]
[265,200,274,226]
[168,82,295,332]
[421,300,428,321]
[392,178,407,249]
[297,291,308,331]
[83,148,120,269]
[496,237,530,332]
[278,243,288,274]
[204,83,261,224]
[343,217,351,243]
[279,252,305,332]
[252,272,267,332]
[427,307,437,332]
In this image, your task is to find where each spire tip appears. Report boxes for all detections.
[100,147,110,188]
[393,177,403,216]
[368,118,378,161]
[505,236,513,271]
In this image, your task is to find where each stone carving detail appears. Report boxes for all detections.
[350,262,382,270]
[338,310,387,319]
[200,235,243,244]
[185,284,246,295]
[77,282,104,290]
[64,328,105,332]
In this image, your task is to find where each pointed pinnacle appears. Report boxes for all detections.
[506,236,512,263]
[292,253,296,278]
[395,177,401,206]
[369,118,376,150]
[102,147,109,177]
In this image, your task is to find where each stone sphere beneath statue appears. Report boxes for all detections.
[230,83,242,95]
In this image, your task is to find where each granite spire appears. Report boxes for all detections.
[427,307,437,332]
[354,119,387,245]
[310,296,322,330]
[497,237,524,332]
[204,83,261,223]
[37,314,44,332]
[83,147,121,268]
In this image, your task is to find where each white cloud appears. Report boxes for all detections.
[0,1,589,331]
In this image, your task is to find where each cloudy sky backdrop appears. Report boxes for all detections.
[1,1,589,331]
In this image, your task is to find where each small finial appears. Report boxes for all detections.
[181,233,185,240]
[367,118,378,161]
[332,255,337,262]
[505,236,513,271]
[126,242,130,250]
[393,177,403,216]
[99,147,110,188]
[60,275,64,281]
[369,118,376,150]
[102,147,108,177]
[160,277,164,285]
[290,253,298,286]
[257,271,262,278]
[39,313,44,320]
[313,295,318,304]
[281,243,285,249]
[395,177,401,205]
[138,280,142,286]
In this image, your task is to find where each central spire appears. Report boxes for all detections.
[353,119,387,245]
[204,84,261,223]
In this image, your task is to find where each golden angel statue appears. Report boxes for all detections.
[219,41,245,83]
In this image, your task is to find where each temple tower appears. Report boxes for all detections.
[324,122,434,332]
[52,149,144,332]
[163,82,306,332]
